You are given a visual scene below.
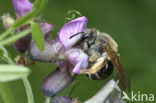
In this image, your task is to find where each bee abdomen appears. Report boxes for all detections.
[86,61,114,80]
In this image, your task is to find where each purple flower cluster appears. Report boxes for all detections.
[11,0,124,102]
[12,0,89,97]
[13,0,53,54]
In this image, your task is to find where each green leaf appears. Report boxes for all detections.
[0,50,3,58]
[0,65,30,82]
[0,46,8,57]
[0,29,30,46]
[0,82,14,103]
[31,22,45,51]
[12,9,36,28]
[33,0,49,16]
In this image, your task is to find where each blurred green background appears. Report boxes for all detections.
[0,0,156,103]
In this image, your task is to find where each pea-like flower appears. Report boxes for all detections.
[13,0,33,18]
[29,16,89,97]
[12,0,53,53]
[42,62,76,97]
[30,16,89,74]
[52,79,125,103]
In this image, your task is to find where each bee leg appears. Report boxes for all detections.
[80,64,105,74]
[80,58,106,74]
[89,52,101,62]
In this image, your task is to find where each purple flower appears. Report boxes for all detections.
[42,62,76,97]
[12,0,53,54]
[51,80,125,103]
[29,40,63,63]
[58,16,88,50]
[29,16,89,97]
[40,22,53,40]
[52,96,79,103]
[65,48,88,73]
[85,79,123,103]
[12,0,33,18]
[29,16,89,74]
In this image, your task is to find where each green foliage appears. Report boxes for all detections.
[0,0,49,102]
[33,0,49,16]
[22,77,34,103]
[0,65,30,82]
[12,10,36,28]
[0,50,3,58]
[31,22,45,51]
[0,83,14,103]
[0,29,31,46]
[0,0,156,103]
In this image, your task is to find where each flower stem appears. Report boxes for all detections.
[45,97,50,103]
[22,77,34,103]
[0,29,30,46]
[0,28,14,41]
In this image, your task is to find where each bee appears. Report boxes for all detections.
[71,29,130,91]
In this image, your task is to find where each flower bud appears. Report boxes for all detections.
[52,96,81,103]
[12,0,33,18]
[14,33,31,53]
[85,79,124,103]
[1,14,15,29]
[40,22,53,40]
[42,64,76,97]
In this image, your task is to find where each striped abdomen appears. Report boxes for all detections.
[86,60,114,80]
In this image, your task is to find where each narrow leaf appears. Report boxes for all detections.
[0,46,8,57]
[0,65,30,82]
[0,82,14,103]
[33,0,49,16]
[0,29,30,46]
[12,9,36,28]
[0,50,3,58]
[31,22,45,51]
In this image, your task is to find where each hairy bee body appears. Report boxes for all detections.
[73,28,130,91]
[74,29,117,80]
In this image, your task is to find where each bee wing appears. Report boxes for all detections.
[104,43,130,92]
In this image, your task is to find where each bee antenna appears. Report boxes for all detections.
[69,32,84,39]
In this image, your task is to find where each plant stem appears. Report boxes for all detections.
[22,77,34,103]
[0,29,30,46]
[0,28,14,41]
[2,56,14,65]
[45,97,50,103]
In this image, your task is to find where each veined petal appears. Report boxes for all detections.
[84,79,125,103]
[65,48,88,74]
[29,40,63,63]
[42,62,76,97]
[58,16,88,49]
[12,0,33,18]
[40,22,53,40]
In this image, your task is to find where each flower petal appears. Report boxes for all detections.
[14,32,31,53]
[58,16,88,49]
[65,48,88,74]
[12,0,33,18]
[40,22,53,40]
[29,40,63,63]
[52,96,80,103]
[42,63,76,97]
[85,79,124,103]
